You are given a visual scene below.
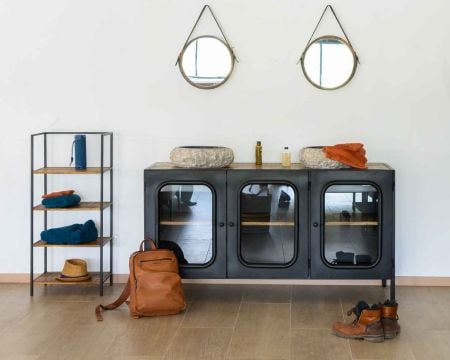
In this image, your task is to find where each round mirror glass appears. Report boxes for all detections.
[179,36,234,89]
[301,36,357,90]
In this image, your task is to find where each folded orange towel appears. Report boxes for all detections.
[42,190,75,199]
[323,143,367,169]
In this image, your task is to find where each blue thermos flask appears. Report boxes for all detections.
[71,135,87,169]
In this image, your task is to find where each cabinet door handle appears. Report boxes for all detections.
[229,222,235,227]
[313,222,319,228]
[218,222,225,227]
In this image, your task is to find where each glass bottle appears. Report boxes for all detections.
[255,141,262,166]
[282,147,291,167]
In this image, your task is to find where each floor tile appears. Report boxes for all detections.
[349,334,416,360]
[181,285,241,328]
[291,329,351,360]
[241,284,291,303]
[396,287,450,331]
[291,286,343,329]
[405,329,450,360]
[105,312,185,358]
[227,303,290,359]
[165,327,233,360]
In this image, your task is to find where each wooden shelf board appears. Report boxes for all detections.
[33,237,112,247]
[241,221,295,226]
[33,167,111,174]
[160,221,211,225]
[159,221,295,226]
[33,202,111,211]
[147,162,393,171]
[34,272,111,285]
[325,221,379,226]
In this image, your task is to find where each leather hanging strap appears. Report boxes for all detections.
[175,4,238,65]
[298,4,359,64]
[95,279,131,321]
[140,238,157,252]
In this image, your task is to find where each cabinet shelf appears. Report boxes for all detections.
[33,167,111,174]
[159,220,296,226]
[33,237,112,247]
[34,272,111,285]
[33,201,111,211]
[160,220,211,225]
[241,221,295,226]
[325,221,379,226]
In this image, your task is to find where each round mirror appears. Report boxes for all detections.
[301,35,357,90]
[179,35,235,89]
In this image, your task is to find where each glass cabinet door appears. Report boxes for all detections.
[324,184,379,267]
[239,183,296,265]
[158,184,213,265]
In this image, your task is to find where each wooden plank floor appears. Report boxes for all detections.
[1,283,450,359]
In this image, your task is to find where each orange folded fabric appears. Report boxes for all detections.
[322,143,368,169]
[42,190,75,199]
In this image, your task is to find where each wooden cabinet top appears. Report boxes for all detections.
[146,162,393,171]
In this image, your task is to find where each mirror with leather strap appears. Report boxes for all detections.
[176,5,237,90]
[299,5,359,90]
[178,35,235,89]
[301,35,357,90]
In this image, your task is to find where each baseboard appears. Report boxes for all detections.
[1,274,450,286]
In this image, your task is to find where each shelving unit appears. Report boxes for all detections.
[30,132,113,296]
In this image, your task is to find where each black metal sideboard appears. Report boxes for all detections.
[144,163,395,300]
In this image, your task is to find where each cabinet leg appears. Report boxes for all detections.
[382,279,387,288]
[390,277,396,302]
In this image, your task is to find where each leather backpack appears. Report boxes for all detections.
[95,239,186,320]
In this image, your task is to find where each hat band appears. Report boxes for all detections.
[60,273,88,279]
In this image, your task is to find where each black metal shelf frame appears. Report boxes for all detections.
[30,131,113,296]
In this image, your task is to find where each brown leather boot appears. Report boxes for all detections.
[381,301,400,339]
[333,301,384,343]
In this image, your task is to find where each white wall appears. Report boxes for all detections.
[0,0,449,276]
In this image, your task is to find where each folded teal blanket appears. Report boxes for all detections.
[42,194,81,208]
[41,220,98,245]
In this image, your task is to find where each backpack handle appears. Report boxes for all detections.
[139,238,157,252]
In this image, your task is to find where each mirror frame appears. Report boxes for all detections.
[178,35,235,90]
[300,35,357,91]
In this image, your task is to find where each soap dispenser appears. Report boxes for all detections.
[282,147,291,167]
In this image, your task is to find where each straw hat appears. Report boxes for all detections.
[56,259,91,282]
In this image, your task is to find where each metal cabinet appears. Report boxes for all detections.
[144,162,395,299]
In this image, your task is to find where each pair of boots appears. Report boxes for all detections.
[333,300,400,343]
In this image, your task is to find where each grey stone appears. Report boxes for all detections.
[170,146,234,168]
[299,147,349,169]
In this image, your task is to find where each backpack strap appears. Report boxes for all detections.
[140,238,157,251]
[95,278,131,321]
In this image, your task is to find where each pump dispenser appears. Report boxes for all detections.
[282,146,291,167]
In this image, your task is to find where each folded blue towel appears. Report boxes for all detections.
[42,194,81,208]
[41,220,98,245]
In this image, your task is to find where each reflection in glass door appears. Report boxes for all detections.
[240,183,296,265]
[158,184,213,265]
[324,184,379,266]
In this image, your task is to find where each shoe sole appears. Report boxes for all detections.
[384,330,401,340]
[333,330,385,343]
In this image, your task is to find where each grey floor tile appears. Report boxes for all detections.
[291,286,343,329]
[241,284,291,303]
[227,303,290,359]
[165,327,233,360]
[291,329,351,360]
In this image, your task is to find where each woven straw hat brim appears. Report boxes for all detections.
[55,274,91,282]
